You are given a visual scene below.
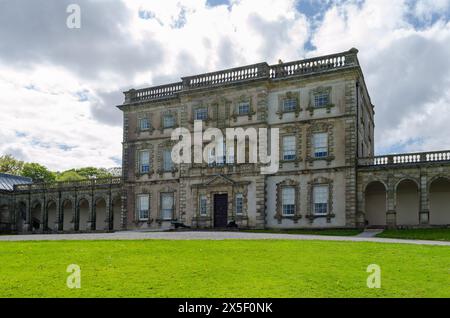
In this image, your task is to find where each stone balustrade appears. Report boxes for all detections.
[13,177,122,192]
[358,150,450,167]
[123,48,359,104]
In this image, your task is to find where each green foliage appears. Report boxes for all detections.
[55,170,85,182]
[0,240,448,297]
[0,154,24,175]
[0,154,112,182]
[21,162,56,183]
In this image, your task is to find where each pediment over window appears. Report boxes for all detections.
[205,174,236,186]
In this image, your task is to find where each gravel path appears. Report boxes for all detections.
[0,231,449,246]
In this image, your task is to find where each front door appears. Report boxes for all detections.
[214,194,228,228]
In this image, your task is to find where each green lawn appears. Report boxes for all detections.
[242,229,362,236]
[376,228,450,242]
[0,240,448,298]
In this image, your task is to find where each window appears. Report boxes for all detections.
[215,142,226,166]
[313,133,328,158]
[235,193,243,215]
[161,193,174,220]
[314,92,330,108]
[282,187,295,216]
[137,195,149,220]
[139,118,150,131]
[283,98,297,112]
[238,101,250,115]
[313,186,328,215]
[139,150,150,173]
[163,149,173,171]
[199,195,207,216]
[163,115,175,128]
[282,136,296,161]
[194,108,208,120]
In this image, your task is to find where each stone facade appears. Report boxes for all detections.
[119,48,377,230]
[2,48,450,234]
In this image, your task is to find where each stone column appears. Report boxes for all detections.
[386,180,396,228]
[419,174,430,224]
[39,198,45,233]
[57,197,63,232]
[23,197,31,233]
[87,199,95,231]
[120,190,128,230]
[106,194,112,231]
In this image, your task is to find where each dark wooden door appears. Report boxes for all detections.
[214,194,228,228]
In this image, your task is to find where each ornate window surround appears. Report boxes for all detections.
[156,140,179,176]
[307,86,334,115]
[279,125,302,166]
[156,187,177,223]
[231,95,255,121]
[276,91,301,119]
[136,112,154,134]
[275,179,301,223]
[134,142,155,177]
[160,109,178,132]
[135,192,152,224]
[306,177,335,223]
[191,105,210,123]
[305,122,335,165]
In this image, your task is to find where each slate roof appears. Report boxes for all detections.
[0,173,32,192]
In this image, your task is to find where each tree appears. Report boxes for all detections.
[55,170,84,182]
[0,154,24,175]
[21,162,56,183]
[74,167,112,179]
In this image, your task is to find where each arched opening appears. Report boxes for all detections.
[429,177,450,225]
[112,195,122,231]
[396,180,419,225]
[0,205,10,232]
[46,201,57,232]
[78,198,90,231]
[365,181,387,227]
[95,198,107,231]
[62,199,73,231]
[16,201,27,232]
[30,201,42,232]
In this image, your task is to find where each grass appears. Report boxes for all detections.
[376,228,450,242]
[242,228,363,236]
[0,240,449,298]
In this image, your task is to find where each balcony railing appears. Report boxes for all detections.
[358,150,450,167]
[14,177,122,192]
[123,48,360,104]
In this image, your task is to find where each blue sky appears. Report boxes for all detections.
[0,0,450,170]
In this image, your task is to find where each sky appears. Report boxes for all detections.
[0,0,449,171]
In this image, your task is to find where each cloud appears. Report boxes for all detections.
[0,0,449,170]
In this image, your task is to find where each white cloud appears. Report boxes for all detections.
[0,0,449,170]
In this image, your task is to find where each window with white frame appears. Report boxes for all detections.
[215,142,226,165]
[313,185,329,215]
[235,193,243,215]
[139,150,150,173]
[226,142,235,164]
[199,195,207,216]
[282,136,296,161]
[194,107,208,120]
[314,92,330,108]
[161,193,174,220]
[237,101,250,115]
[137,195,149,220]
[282,187,295,216]
[163,149,173,171]
[313,133,328,158]
[163,114,175,128]
[283,98,297,112]
[139,118,150,131]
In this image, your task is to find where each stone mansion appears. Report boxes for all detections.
[1,48,450,234]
